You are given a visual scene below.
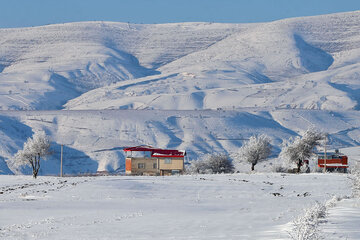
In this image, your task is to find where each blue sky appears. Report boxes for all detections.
[0,0,359,28]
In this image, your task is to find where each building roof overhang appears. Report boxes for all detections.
[124,145,186,157]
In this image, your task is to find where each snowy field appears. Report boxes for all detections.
[0,173,356,240]
[321,198,360,239]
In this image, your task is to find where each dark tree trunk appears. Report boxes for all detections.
[296,159,302,173]
[33,169,38,179]
[251,163,255,171]
[31,154,41,179]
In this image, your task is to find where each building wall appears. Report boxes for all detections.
[159,158,184,170]
[126,157,184,175]
[125,158,132,175]
[128,157,158,175]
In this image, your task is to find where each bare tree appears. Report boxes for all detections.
[280,129,323,173]
[14,131,51,179]
[238,135,272,171]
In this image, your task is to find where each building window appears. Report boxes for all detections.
[138,163,145,169]
[153,163,157,169]
[164,159,172,164]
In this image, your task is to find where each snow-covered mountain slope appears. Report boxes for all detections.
[64,11,360,111]
[0,22,242,110]
[1,109,360,175]
[0,11,360,111]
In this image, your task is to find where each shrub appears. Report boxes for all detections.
[189,154,234,174]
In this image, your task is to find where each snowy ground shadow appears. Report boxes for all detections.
[0,156,13,175]
[294,34,334,72]
[116,73,178,91]
[0,115,34,174]
[36,73,82,110]
[104,39,160,76]
[38,143,98,176]
[330,82,360,110]
[226,112,298,153]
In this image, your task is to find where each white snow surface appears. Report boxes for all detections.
[0,173,353,240]
[320,198,360,239]
[0,11,359,111]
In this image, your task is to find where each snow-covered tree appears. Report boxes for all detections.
[189,154,234,174]
[238,134,272,171]
[188,158,210,174]
[280,129,323,173]
[352,164,360,198]
[206,154,234,173]
[14,131,51,179]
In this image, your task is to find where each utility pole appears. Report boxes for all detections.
[324,134,327,173]
[60,144,63,177]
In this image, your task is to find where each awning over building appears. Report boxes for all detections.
[123,145,186,158]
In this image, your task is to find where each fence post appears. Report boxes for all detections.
[60,144,63,177]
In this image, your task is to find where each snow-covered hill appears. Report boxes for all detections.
[64,11,360,111]
[1,109,360,174]
[0,11,360,111]
[1,11,360,174]
[0,21,241,110]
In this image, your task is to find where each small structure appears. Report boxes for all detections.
[317,149,348,173]
[124,146,186,176]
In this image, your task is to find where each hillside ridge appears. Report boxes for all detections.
[1,11,360,174]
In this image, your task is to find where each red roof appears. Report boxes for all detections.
[123,145,186,158]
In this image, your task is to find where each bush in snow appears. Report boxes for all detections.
[189,154,234,174]
[280,129,323,173]
[289,202,325,240]
[353,173,360,198]
[237,134,272,171]
[289,196,341,240]
[13,131,51,179]
[352,164,360,198]
[188,158,210,174]
[206,154,234,173]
